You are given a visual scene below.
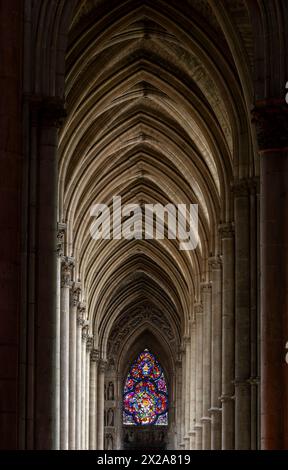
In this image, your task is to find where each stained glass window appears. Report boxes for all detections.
[123,349,168,426]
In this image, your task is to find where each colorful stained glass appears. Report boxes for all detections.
[123,349,168,425]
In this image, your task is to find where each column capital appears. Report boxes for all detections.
[252,99,288,152]
[182,335,190,346]
[91,349,100,363]
[77,302,86,317]
[82,321,89,341]
[57,222,66,257]
[86,335,93,352]
[98,359,107,373]
[208,255,222,270]
[71,283,81,307]
[218,222,234,239]
[194,302,203,315]
[61,256,74,287]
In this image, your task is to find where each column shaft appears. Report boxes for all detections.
[209,257,222,450]
[60,259,73,449]
[81,327,87,449]
[97,361,106,449]
[201,283,212,450]
[220,225,235,449]
[195,304,203,450]
[189,322,196,449]
[69,286,80,450]
[234,182,251,449]
[75,307,84,449]
[89,351,98,449]
[184,338,191,449]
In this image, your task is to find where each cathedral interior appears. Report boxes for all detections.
[0,0,288,450]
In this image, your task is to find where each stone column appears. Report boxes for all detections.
[60,257,73,449]
[195,303,203,450]
[98,359,106,450]
[201,282,212,450]
[234,181,251,449]
[180,343,186,448]
[0,0,22,449]
[89,349,99,449]
[176,357,183,449]
[34,99,66,449]
[184,337,191,449]
[219,223,235,449]
[55,225,66,450]
[209,256,222,450]
[85,336,93,449]
[75,304,84,449]
[189,320,196,449]
[249,180,260,450]
[69,284,80,450]
[81,321,88,449]
[253,103,288,449]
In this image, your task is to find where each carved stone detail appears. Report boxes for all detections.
[107,303,177,359]
[61,256,74,287]
[91,349,100,363]
[86,335,93,352]
[208,255,222,270]
[57,222,66,257]
[99,359,107,374]
[71,283,81,307]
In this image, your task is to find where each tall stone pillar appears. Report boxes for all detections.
[69,284,80,450]
[209,256,222,450]
[194,303,203,450]
[249,180,260,450]
[85,336,93,450]
[98,359,106,450]
[34,99,66,449]
[180,343,186,448]
[189,320,196,449]
[89,349,99,449]
[55,225,66,450]
[60,257,73,449]
[219,223,235,449]
[200,282,212,450]
[0,0,22,449]
[176,357,183,449]
[81,321,88,449]
[234,181,251,449]
[184,337,191,449]
[253,102,288,449]
[76,304,84,449]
